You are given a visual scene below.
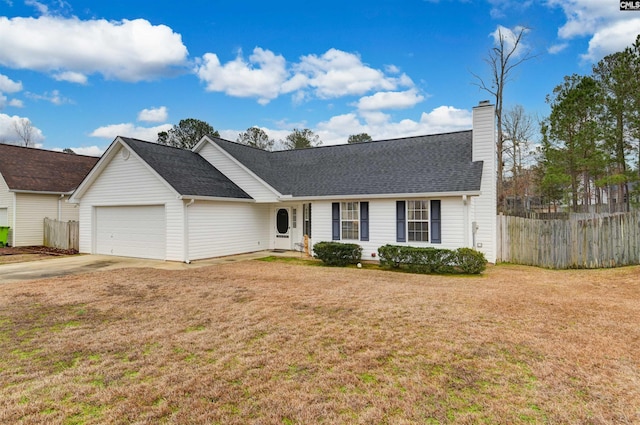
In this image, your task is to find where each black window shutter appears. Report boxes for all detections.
[396,201,406,242]
[308,203,312,238]
[360,202,369,241]
[430,200,441,243]
[332,202,340,240]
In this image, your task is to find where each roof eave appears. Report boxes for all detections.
[281,190,482,201]
[11,189,73,195]
[178,195,255,203]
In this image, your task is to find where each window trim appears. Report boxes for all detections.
[340,201,360,240]
[407,200,429,242]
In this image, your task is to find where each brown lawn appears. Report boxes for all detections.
[0,260,639,424]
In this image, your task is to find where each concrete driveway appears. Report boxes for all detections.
[0,251,283,284]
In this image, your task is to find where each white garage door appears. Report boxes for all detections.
[95,205,165,259]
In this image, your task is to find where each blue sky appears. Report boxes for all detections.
[0,0,639,155]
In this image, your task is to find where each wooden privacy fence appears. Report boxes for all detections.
[43,218,79,251]
[497,211,640,269]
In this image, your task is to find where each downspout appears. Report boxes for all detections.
[462,195,469,247]
[184,199,195,264]
[11,192,16,247]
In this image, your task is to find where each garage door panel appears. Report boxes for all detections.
[95,205,165,259]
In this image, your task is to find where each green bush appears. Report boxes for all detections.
[313,242,363,266]
[378,244,487,275]
[454,247,487,274]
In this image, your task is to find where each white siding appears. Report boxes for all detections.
[14,193,58,246]
[78,145,184,261]
[197,142,279,202]
[471,103,497,263]
[187,201,270,260]
[310,197,469,260]
[59,195,80,222]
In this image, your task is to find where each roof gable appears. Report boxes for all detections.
[0,143,98,193]
[119,138,252,200]
[209,131,483,197]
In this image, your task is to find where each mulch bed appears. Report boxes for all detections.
[0,246,78,256]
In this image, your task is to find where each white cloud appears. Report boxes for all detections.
[89,123,172,141]
[546,0,640,61]
[53,71,88,84]
[548,0,615,40]
[138,106,168,123]
[195,48,291,105]
[0,16,188,82]
[0,73,22,92]
[490,25,530,58]
[488,0,533,19]
[8,99,23,107]
[195,47,414,104]
[355,89,425,111]
[295,48,413,98]
[26,89,70,105]
[0,113,45,144]
[280,105,473,146]
[548,43,569,55]
[581,18,640,62]
[418,106,472,131]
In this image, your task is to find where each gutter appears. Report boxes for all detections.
[10,189,73,195]
[280,191,482,202]
[177,195,256,203]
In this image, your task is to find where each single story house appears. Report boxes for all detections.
[0,144,98,247]
[70,101,497,262]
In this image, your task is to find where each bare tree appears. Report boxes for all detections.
[471,26,536,212]
[502,105,535,213]
[13,118,35,147]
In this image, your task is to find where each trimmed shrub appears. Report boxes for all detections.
[378,244,487,275]
[377,244,406,269]
[313,241,363,266]
[454,247,487,274]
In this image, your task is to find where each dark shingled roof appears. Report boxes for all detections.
[0,143,98,193]
[120,138,252,199]
[209,131,483,197]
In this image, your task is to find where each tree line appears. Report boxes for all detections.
[536,35,640,213]
[156,118,373,151]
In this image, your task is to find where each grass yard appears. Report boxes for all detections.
[0,260,639,424]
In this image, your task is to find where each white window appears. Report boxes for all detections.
[341,202,359,240]
[407,200,429,242]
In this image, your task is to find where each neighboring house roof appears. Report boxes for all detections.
[120,137,252,200]
[208,130,483,197]
[0,143,98,193]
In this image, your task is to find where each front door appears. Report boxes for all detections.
[274,208,291,250]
